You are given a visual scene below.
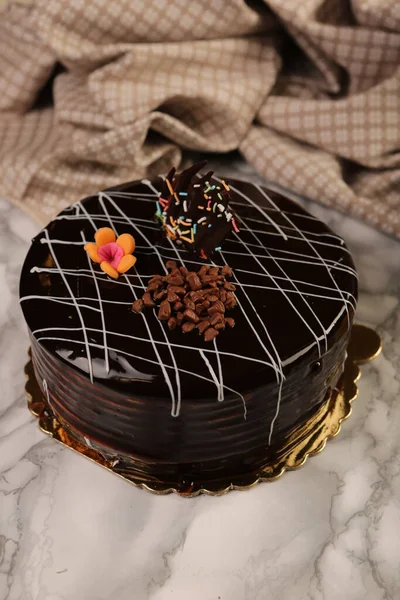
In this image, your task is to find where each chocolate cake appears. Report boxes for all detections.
[19,165,358,485]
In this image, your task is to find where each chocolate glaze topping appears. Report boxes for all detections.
[20,175,358,473]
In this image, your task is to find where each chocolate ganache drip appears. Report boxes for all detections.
[155,161,239,258]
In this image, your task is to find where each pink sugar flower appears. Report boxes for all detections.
[84,227,136,279]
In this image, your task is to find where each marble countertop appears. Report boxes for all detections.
[1,158,400,600]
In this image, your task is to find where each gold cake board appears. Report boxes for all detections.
[25,324,381,497]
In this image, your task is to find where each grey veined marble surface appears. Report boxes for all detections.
[1,157,400,600]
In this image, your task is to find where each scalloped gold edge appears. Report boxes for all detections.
[24,324,381,497]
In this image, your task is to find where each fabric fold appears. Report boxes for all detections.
[0,0,399,237]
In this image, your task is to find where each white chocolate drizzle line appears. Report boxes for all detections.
[43,228,94,383]
[42,378,52,410]
[27,267,356,305]
[220,249,285,438]
[40,238,356,277]
[37,238,357,279]
[35,336,245,408]
[98,194,180,416]
[255,184,352,329]
[97,192,182,418]
[199,350,223,403]
[234,223,326,354]
[220,251,284,382]
[142,180,230,409]
[155,177,358,338]
[21,295,101,312]
[31,326,276,369]
[81,230,110,373]
[220,178,354,443]
[143,181,231,409]
[54,211,348,248]
[163,213,226,408]
[213,338,225,404]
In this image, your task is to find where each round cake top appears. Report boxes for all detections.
[20,172,358,417]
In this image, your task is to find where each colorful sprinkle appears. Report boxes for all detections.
[166,226,177,239]
[221,180,230,191]
[180,235,193,244]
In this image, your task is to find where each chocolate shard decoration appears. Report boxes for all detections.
[155,161,240,258]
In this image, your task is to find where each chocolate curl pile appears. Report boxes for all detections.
[155,161,240,258]
[132,261,237,342]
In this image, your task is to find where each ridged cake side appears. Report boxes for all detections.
[29,319,350,465]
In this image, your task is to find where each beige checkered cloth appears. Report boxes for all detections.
[1,0,399,237]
